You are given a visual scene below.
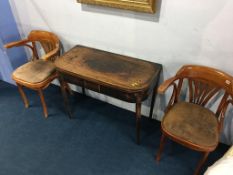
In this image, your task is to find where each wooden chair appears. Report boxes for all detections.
[156,65,233,175]
[4,30,61,118]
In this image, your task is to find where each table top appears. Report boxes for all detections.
[55,45,162,92]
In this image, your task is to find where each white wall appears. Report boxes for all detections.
[9,0,233,144]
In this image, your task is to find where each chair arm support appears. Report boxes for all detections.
[158,76,178,94]
[4,39,29,49]
[41,47,60,61]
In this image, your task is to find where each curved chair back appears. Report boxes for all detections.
[167,65,233,130]
[27,30,60,61]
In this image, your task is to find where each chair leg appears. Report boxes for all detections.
[38,89,48,118]
[193,152,209,175]
[156,132,166,162]
[16,83,29,108]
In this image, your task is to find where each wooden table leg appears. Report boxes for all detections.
[149,89,156,119]
[58,77,72,118]
[149,77,160,119]
[64,82,73,95]
[136,102,141,144]
[82,86,86,95]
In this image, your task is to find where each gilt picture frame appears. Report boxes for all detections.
[77,0,156,13]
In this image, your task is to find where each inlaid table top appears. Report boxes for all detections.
[55,45,162,92]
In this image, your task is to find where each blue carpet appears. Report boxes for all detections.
[0,81,229,175]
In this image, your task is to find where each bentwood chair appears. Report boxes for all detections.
[4,30,61,118]
[156,65,233,175]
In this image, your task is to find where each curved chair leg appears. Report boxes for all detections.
[38,89,48,118]
[156,132,166,162]
[194,152,209,175]
[16,83,29,108]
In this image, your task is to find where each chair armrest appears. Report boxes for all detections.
[158,76,178,94]
[41,47,60,61]
[4,39,29,49]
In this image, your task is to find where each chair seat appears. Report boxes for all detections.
[162,102,219,149]
[12,60,56,84]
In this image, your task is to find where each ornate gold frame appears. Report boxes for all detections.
[77,0,156,13]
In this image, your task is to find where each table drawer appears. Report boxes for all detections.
[84,81,100,92]
[100,86,135,102]
[62,74,83,86]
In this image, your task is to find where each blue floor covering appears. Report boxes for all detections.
[0,81,229,175]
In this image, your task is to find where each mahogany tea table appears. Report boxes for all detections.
[55,45,162,144]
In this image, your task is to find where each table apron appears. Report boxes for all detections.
[60,72,152,103]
